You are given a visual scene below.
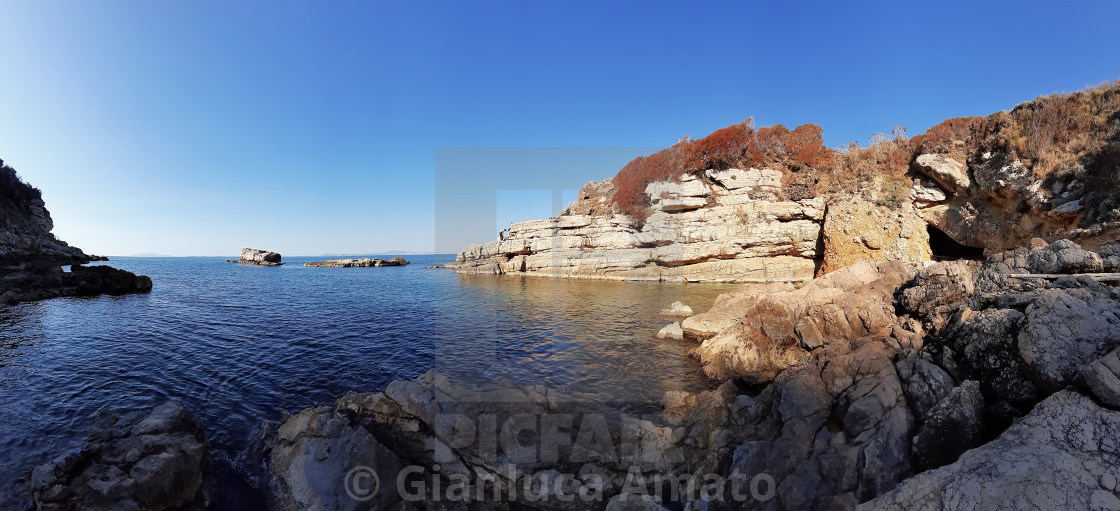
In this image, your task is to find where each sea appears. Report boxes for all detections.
[0,255,740,508]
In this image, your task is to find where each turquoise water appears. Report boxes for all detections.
[0,255,739,508]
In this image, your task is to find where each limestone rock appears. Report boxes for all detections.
[263,371,731,510]
[448,171,825,283]
[235,248,282,266]
[656,322,684,340]
[659,301,693,316]
[689,260,919,382]
[861,391,1120,511]
[1017,286,1120,392]
[1080,347,1120,409]
[819,197,932,275]
[304,256,409,268]
[915,154,971,194]
[29,402,210,510]
[268,406,404,511]
[895,351,955,420]
[1025,238,1106,274]
[911,381,984,471]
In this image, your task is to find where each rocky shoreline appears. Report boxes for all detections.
[259,239,1120,510]
[30,239,1120,510]
[0,160,153,305]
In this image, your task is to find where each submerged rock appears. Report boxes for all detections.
[29,401,211,510]
[656,322,684,340]
[0,161,153,304]
[303,256,409,268]
[659,301,693,316]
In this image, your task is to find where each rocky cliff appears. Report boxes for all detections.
[448,169,827,283]
[449,82,1120,283]
[0,159,152,304]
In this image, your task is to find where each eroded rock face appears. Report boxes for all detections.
[860,391,1120,511]
[29,401,211,511]
[818,197,931,275]
[448,169,825,283]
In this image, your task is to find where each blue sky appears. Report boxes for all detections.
[1,1,1118,256]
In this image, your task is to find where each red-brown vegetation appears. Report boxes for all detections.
[610,79,1120,223]
[611,120,838,219]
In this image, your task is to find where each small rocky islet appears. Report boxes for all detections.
[303,256,409,267]
[11,83,1120,510]
[227,247,283,266]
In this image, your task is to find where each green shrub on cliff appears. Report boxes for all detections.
[0,159,43,207]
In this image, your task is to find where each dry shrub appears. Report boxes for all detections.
[682,121,755,171]
[611,119,837,220]
[611,143,688,219]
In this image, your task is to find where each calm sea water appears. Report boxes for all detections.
[0,255,739,508]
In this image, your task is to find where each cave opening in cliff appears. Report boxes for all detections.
[928,225,985,261]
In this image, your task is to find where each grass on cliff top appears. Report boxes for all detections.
[611,79,1120,223]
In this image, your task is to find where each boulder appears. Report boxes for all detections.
[1080,347,1120,409]
[861,391,1120,511]
[656,322,684,340]
[914,154,971,194]
[689,260,919,382]
[29,401,210,510]
[910,381,984,471]
[659,301,693,316]
[1017,287,1120,392]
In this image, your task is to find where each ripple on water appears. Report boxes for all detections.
[0,255,740,507]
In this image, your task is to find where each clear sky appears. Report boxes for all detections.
[1,1,1119,256]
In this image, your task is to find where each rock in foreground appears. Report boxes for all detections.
[1,264,153,305]
[861,391,1120,511]
[29,401,211,511]
[230,248,283,266]
[303,256,409,268]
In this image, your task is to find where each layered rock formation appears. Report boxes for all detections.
[262,240,1120,510]
[448,169,827,283]
[29,401,211,511]
[304,256,409,268]
[447,84,1120,283]
[231,248,283,266]
[0,161,153,304]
